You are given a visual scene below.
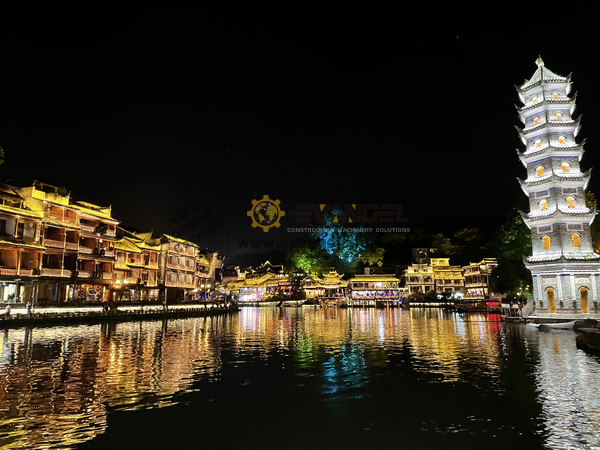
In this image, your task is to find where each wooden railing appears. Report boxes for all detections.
[0,268,17,276]
[44,239,64,249]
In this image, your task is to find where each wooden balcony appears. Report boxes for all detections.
[79,247,93,254]
[0,268,17,276]
[80,224,95,232]
[104,250,114,257]
[78,271,92,278]
[19,269,34,277]
[41,268,62,277]
[62,270,72,278]
[65,242,78,250]
[105,229,116,237]
[45,239,64,249]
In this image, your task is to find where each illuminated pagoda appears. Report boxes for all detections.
[516,57,600,318]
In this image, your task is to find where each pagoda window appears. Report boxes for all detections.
[566,197,576,208]
[539,200,548,211]
[534,116,540,125]
[542,236,551,250]
[536,166,544,177]
[572,234,581,248]
[552,92,558,99]
[561,162,570,172]
[534,139,542,148]
[533,96,539,104]
[555,112,562,121]
[558,135,566,144]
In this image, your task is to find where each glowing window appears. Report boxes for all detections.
[558,135,566,144]
[572,234,581,248]
[543,235,551,250]
[536,166,544,176]
[561,162,570,172]
[535,139,542,148]
[556,112,562,120]
[534,116,540,125]
[566,197,576,208]
[533,96,538,103]
[552,92,558,99]
[539,200,548,211]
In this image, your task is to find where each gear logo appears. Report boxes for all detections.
[247,195,285,232]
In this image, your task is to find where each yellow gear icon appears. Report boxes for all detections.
[247,195,285,232]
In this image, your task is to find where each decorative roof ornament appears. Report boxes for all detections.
[535,55,544,67]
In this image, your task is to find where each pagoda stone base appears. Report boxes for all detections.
[526,261,600,317]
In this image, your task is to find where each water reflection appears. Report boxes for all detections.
[526,327,600,449]
[0,308,598,449]
[0,317,224,449]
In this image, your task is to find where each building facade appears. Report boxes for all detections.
[463,258,499,300]
[516,58,600,318]
[404,263,434,294]
[431,258,464,296]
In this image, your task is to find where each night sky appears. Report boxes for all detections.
[2,8,599,265]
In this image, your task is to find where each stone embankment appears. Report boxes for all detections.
[574,319,600,352]
[0,304,239,329]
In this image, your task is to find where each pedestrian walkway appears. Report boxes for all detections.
[0,303,236,328]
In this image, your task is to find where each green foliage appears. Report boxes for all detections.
[490,206,532,296]
[285,241,332,276]
[360,246,385,267]
[431,233,458,255]
[585,189,597,208]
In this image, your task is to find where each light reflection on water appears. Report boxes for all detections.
[0,308,597,449]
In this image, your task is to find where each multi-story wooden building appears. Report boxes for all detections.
[113,235,160,302]
[404,263,434,295]
[0,183,45,304]
[431,258,464,296]
[302,270,349,306]
[463,258,498,300]
[17,181,120,304]
[349,273,402,307]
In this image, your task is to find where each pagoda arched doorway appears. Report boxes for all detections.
[580,287,588,313]
[547,288,556,314]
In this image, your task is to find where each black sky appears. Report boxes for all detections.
[2,8,600,263]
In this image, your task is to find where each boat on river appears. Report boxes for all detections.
[455,299,501,313]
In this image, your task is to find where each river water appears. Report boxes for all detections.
[0,307,599,450]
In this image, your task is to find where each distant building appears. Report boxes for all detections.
[349,270,403,307]
[431,258,464,296]
[404,263,434,294]
[302,270,349,306]
[463,258,499,300]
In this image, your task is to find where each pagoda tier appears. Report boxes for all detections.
[517,141,584,166]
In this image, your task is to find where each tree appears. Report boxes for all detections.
[314,209,379,266]
[490,206,532,298]
[285,241,331,276]
[431,233,458,256]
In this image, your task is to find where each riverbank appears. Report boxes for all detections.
[0,303,238,328]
